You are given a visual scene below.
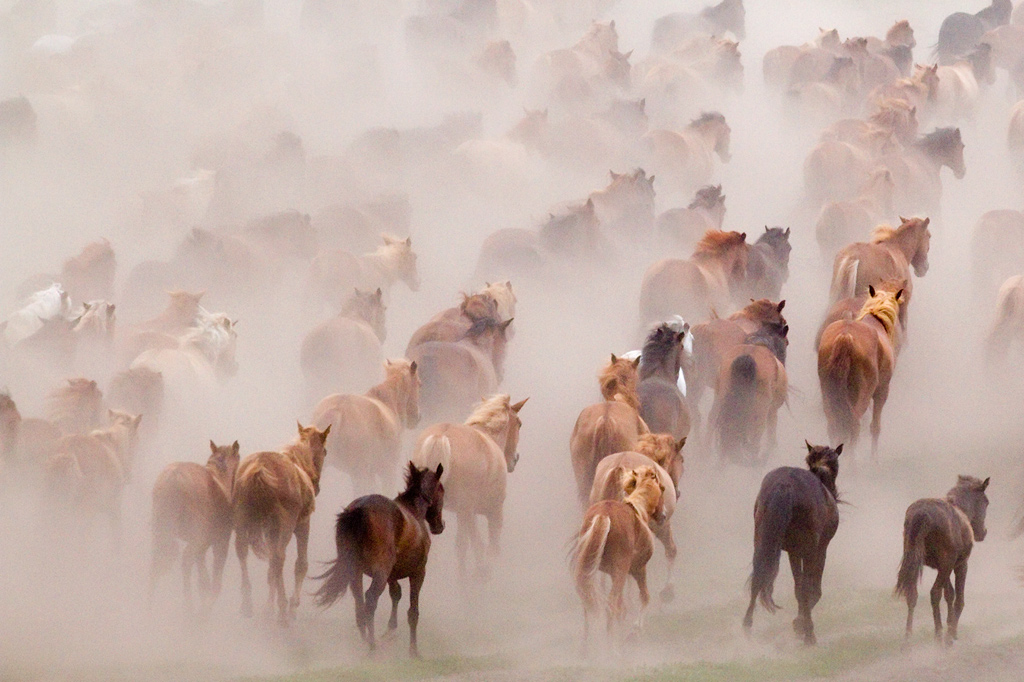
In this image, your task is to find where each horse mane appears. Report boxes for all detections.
[641,324,681,373]
[462,316,506,341]
[869,224,896,243]
[917,127,960,155]
[622,466,661,523]
[599,356,640,411]
[459,292,498,322]
[692,111,726,127]
[806,447,840,501]
[856,289,900,339]
[870,98,914,128]
[688,184,723,210]
[692,229,746,261]
[465,394,513,433]
[635,433,677,468]
[744,322,788,365]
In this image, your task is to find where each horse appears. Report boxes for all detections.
[149,440,241,613]
[641,113,731,194]
[411,395,527,578]
[743,442,842,645]
[637,324,691,441]
[763,28,841,91]
[480,281,517,325]
[650,0,745,51]
[879,128,965,215]
[47,378,104,435]
[896,476,990,644]
[130,311,239,389]
[61,239,116,303]
[587,169,657,241]
[984,275,1024,366]
[656,185,726,253]
[829,216,930,330]
[933,44,994,123]
[639,230,748,326]
[817,277,907,353]
[3,283,71,346]
[818,285,903,456]
[936,0,1010,65]
[709,322,788,464]
[570,391,649,506]
[232,422,331,626]
[573,465,666,644]
[307,235,420,312]
[816,168,896,260]
[971,209,1024,302]
[301,288,387,398]
[405,293,499,353]
[311,359,420,493]
[741,227,791,302]
[107,367,164,444]
[599,354,642,411]
[590,434,685,602]
[313,462,445,657]
[538,197,606,261]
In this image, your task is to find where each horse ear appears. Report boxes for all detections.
[406,460,418,481]
[435,462,443,478]
[805,439,813,451]
[405,237,412,246]
[410,360,418,374]
[981,477,990,491]
[632,356,641,368]
[869,284,876,297]
[500,318,514,331]
[210,439,217,452]
[297,420,305,434]
[896,289,904,302]
[511,398,529,412]
[321,423,331,439]
[739,232,746,241]
[375,287,382,299]
[609,19,615,30]
[231,440,240,455]
[777,300,786,311]
[676,437,686,452]
[610,353,618,364]
[835,443,844,455]
[782,324,789,337]
[609,170,618,180]
[899,215,907,223]
[107,304,115,317]
[923,217,931,226]
[785,227,791,236]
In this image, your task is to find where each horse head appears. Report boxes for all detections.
[948,475,990,541]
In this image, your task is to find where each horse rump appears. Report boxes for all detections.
[572,513,611,613]
[818,332,861,445]
[314,504,373,608]
[716,354,757,458]
[894,509,927,601]
[233,465,280,560]
[748,487,793,615]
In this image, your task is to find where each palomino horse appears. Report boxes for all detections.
[743,442,842,645]
[896,476,989,644]
[301,288,387,398]
[817,277,907,352]
[311,359,420,493]
[314,462,445,657]
[232,423,331,626]
[480,281,517,325]
[149,440,241,612]
[656,185,727,253]
[573,466,666,644]
[818,285,903,456]
[639,230,748,326]
[641,113,732,194]
[638,324,691,441]
[307,235,420,311]
[829,216,929,330]
[590,434,685,602]
[412,395,527,579]
[709,322,788,464]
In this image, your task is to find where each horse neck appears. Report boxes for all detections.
[361,249,400,285]
[887,224,921,262]
[811,465,838,500]
[624,484,657,525]
[366,375,404,419]
[472,418,510,451]
[396,487,429,521]
[640,355,677,381]
[283,441,319,485]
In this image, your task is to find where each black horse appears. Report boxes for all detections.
[743,442,842,644]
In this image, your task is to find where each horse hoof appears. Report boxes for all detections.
[660,585,675,603]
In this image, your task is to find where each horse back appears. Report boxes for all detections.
[591,451,676,520]
[905,498,974,567]
[340,494,427,578]
[414,423,504,512]
[758,468,838,548]
[637,377,690,440]
[582,500,653,572]
[152,462,225,542]
[235,451,312,522]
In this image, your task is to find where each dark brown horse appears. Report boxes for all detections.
[743,442,842,645]
[895,476,989,645]
[637,324,691,441]
[314,462,445,657]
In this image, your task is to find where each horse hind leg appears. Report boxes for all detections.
[655,524,677,603]
[235,533,254,618]
[408,570,426,658]
[362,572,389,652]
[289,518,311,619]
[949,559,968,644]
[789,554,810,641]
[387,580,402,632]
[931,565,953,643]
[870,386,889,460]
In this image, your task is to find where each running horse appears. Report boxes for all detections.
[637,324,691,441]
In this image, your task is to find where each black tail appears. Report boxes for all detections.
[313,508,367,608]
[717,354,757,456]
[895,512,927,601]
[749,487,793,613]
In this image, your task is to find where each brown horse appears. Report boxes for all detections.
[641,113,732,193]
[590,434,685,601]
[709,322,788,464]
[149,440,241,612]
[817,277,907,352]
[638,324,691,441]
[47,378,105,435]
[232,422,331,626]
[405,293,500,354]
[599,354,642,411]
[896,476,989,644]
[570,396,649,505]
[311,359,420,493]
[301,288,387,398]
[741,227,791,302]
[816,168,896,260]
[829,216,929,329]
[573,466,666,644]
[313,462,445,657]
[656,185,727,253]
[538,198,606,261]
[412,395,527,578]
[818,285,903,456]
[639,230,748,326]
[743,442,842,645]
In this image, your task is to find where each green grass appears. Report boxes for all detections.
[236,654,510,682]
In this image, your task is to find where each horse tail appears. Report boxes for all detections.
[313,507,367,608]
[819,333,860,443]
[895,510,928,601]
[572,514,611,614]
[716,354,758,456]
[150,472,186,575]
[749,488,792,613]
[234,465,279,560]
[417,434,452,474]
[828,256,859,303]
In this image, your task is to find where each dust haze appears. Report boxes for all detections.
[2,0,1024,680]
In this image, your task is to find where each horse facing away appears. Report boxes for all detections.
[895,475,989,645]
[232,422,331,626]
[573,465,666,646]
[743,442,842,645]
[638,323,691,441]
[314,462,445,657]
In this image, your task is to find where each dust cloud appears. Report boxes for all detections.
[2,0,1024,680]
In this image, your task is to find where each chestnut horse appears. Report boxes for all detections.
[149,440,241,612]
[896,476,989,645]
[311,359,420,493]
[314,462,445,657]
[232,423,331,626]
[639,230,748,326]
[638,324,691,441]
[405,293,500,354]
[411,395,527,578]
[307,235,420,311]
[818,285,903,456]
[570,394,649,505]
[573,466,666,644]
[743,442,842,645]
[599,354,642,411]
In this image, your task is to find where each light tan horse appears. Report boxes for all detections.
[639,230,749,326]
[47,378,104,435]
[62,238,116,302]
[570,396,649,505]
[481,281,517,325]
[590,434,685,601]
[815,168,896,260]
[641,112,731,192]
[405,293,500,353]
[411,395,527,579]
[818,286,903,456]
[149,440,240,612]
[307,235,420,310]
[985,275,1024,366]
[301,288,387,398]
[573,465,665,643]
[829,216,930,329]
[311,359,420,492]
[232,422,331,626]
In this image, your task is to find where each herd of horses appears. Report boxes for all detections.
[6,0,1024,670]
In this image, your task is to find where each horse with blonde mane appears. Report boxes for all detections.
[818,285,904,456]
[818,277,907,352]
[311,359,420,493]
[405,292,499,353]
[233,422,331,626]
[639,230,748,326]
[599,354,642,411]
[590,434,685,602]
[411,395,527,579]
[573,465,665,645]
[829,216,929,330]
[149,440,240,612]
[301,288,387,399]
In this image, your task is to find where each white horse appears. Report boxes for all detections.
[3,284,71,346]
[130,308,238,388]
